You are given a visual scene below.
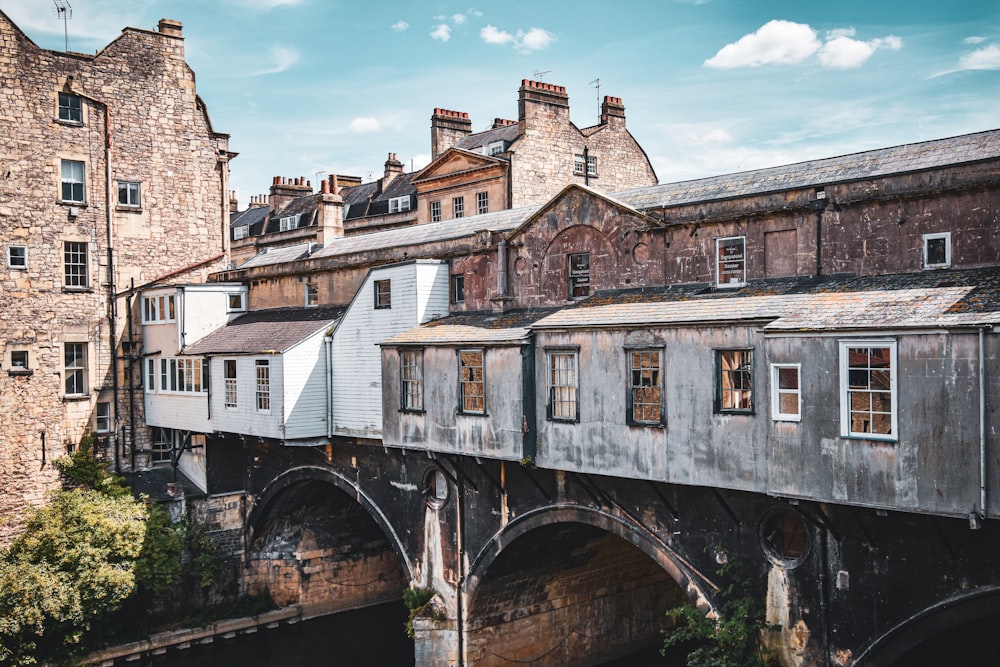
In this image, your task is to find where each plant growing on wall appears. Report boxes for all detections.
[662,557,779,667]
[402,586,443,638]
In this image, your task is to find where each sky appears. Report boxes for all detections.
[4,0,999,204]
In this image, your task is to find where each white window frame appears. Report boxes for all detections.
[476,191,489,216]
[279,213,301,232]
[255,359,271,413]
[224,359,238,410]
[227,293,246,312]
[389,196,412,213]
[142,294,176,323]
[453,196,464,219]
[64,342,88,397]
[430,200,442,223]
[839,339,897,441]
[487,141,504,156]
[60,159,86,203]
[770,363,801,422]
[7,245,27,269]
[117,181,141,207]
[546,350,579,422]
[586,154,597,176]
[234,224,249,240]
[96,401,111,433]
[145,358,156,392]
[64,241,88,288]
[158,357,207,394]
[573,154,586,175]
[922,232,951,269]
[716,236,746,288]
[58,92,82,123]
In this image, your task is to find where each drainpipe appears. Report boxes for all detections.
[497,238,508,299]
[178,286,187,350]
[979,326,989,519]
[455,457,466,667]
[583,146,590,187]
[325,335,333,438]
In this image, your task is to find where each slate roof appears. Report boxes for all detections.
[265,193,320,234]
[342,173,417,220]
[381,308,559,346]
[238,242,318,268]
[613,128,1000,211]
[453,123,521,153]
[183,305,346,355]
[230,206,269,236]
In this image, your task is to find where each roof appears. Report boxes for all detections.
[614,128,1000,211]
[183,305,346,355]
[238,242,319,268]
[382,308,558,346]
[343,173,417,220]
[453,123,522,153]
[265,193,320,234]
[231,206,269,235]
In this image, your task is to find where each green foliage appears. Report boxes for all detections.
[53,434,129,499]
[0,489,147,665]
[133,502,184,605]
[402,586,439,638]
[662,558,779,667]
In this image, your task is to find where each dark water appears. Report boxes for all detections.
[148,602,688,667]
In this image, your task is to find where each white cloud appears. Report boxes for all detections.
[706,20,900,70]
[410,154,432,171]
[391,21,410,32]
[701,128,734,143]
[960,43,1000,70]
[431,24,451,42]
[705,20,821,68]
[481,25,514,45]
[252,45,300,76]
[452,13,468,25]
[348,117,381,133]
[519,28,554,51]
[964,36,987,45]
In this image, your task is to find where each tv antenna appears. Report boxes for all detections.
[53,0,72,52]
[589,78,601,116]
[532,69,551,81]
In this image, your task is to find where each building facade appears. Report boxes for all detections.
[0,12,231,542]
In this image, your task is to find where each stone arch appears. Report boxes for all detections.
[246,465,414,613]
[537,224,619,298]
[854,587,1000,667]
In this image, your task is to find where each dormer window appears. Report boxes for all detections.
[279,213,301,231]
[487,141,505,156]
[234,225,249,240]
[389,196,412,213]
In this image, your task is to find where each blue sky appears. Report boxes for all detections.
[6,0,999,203]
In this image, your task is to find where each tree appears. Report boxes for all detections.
[662,559,778,667]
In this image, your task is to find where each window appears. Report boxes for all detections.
[840,340,896,440]
[629,349,663,425]
[117,181,141,207]
[224,359,238,409]
[142,294,176,323]
[255,359,271,412]
[476,191,489,216]
[58,92,82,123]
[430,200,442,223]
[158,357,207,393]
[305,282,318,307]
[64,343,88,396]
[770,364,801,421]
[487,141,505,156]
[424,468,449,506]
[568,252,590,299]
[227,293,246,312]
[453,196,464,219]
[234,225,249,240]
[586,155,597,176]
[374,279,391,309]
[401,349,423,411]
[64,241,88,288]
[145,358,156,392]
[150,427,174,464]
[96,402,111,433]
[389,196,412,213]
[574,154,586,175]
[10,350,29,370]
[60,160,85,203]
[716,349,753,413]
[458,350,484,414]
[547,351,578,422]
[451,274,465,304]
[923,232,951,269]
[716,236,746,288]
[7,245,26,269]
[279,213,301,231]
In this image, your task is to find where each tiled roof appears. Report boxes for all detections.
[343,173,417,220]
[614,128,1000,211]
[453,123,521,152]
[238,242,317,268]
[183,305,346,355]
[381,308,558,346]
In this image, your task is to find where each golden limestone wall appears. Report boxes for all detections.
[0,13,230,543]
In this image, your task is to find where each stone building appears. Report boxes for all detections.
[0,12,231,542]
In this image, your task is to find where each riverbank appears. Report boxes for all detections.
[79,606,302,666]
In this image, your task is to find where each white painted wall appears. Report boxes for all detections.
[283,328,332,439]
[207,355,285,439]
[144,391,210,431]
[331,260,449,439]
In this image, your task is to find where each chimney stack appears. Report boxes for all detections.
[269,175,312,214]
[600,95,626,127]
[384,152,404,186]
[518,79,569,129]
[157,19,183,37]
[228,190,238,213]
[430,108,472,159]
[317,179,344,246]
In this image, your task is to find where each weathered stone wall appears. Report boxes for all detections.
[0,14,229,543]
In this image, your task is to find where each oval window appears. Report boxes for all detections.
[759,510,810,567]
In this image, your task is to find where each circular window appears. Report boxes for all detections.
[759,510,810,568]
[423,468,449,508]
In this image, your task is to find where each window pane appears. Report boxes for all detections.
[777,367,798,390]
[64,241,88,287]
[779,393,799,415]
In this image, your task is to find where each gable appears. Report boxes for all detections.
[413,148,506,185]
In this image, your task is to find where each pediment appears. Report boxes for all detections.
[413,148,505,183]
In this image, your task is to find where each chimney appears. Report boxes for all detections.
[384,152,404,186]
[157,19,183,38]
[228,190,238,213]
[431,108,472,159]
[492,118,517,129]
[518,79,569,130]
[316,179,344,246]
[269,176,312,214]
[600,95,626,127]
